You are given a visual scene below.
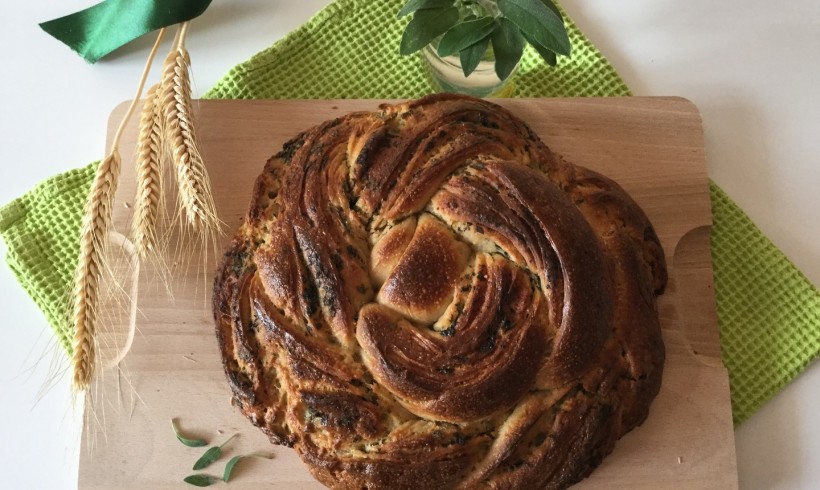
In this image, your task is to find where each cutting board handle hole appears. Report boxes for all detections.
[96,231,140,370]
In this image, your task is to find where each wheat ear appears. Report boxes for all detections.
[132,84,164,258]
[160,22,219,232]
[72,151,121,390]
[71,28,166,392]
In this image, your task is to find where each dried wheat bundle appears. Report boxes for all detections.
[73,20,220,391]
[71,29,166,392]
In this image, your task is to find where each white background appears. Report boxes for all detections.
[0,0,818,488]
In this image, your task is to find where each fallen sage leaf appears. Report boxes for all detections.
[193,433,238,470]
[223,453,275,482]
[222,455,243,482]
[183,474,218,487]
[193,447,221,471]
[171,418,207,447]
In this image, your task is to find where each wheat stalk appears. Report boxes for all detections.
[160,22,219,233]
[132,84,164,258]
[72,151,121,390]
[71,28,167,392]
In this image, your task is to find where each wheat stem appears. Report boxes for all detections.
[71,28,166,392]
[111,29,167,149]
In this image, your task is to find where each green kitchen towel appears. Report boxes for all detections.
[710,183,819,423]
[0,164,97,352]
[2,0,818,426]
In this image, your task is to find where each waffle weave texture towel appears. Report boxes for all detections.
[1,0,818,425]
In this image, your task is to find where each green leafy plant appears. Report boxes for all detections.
[399,0,570,80]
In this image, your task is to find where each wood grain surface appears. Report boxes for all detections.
[80,97,737,489]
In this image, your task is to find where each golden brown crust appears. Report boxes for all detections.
[212,94,667,489]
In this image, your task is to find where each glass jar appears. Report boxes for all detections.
[422,43,518,98]
[420,0,518,98]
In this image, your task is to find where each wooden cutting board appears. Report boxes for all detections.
[80,98,737,489]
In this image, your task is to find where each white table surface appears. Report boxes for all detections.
[0,1,818,488]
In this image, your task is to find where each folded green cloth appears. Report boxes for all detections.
[1,0,817,425]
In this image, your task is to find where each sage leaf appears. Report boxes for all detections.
[437,16,497,57]
[498,0,570,56]
[223,455,243,483]
[183,474,218,487]
[400,7,460,55]
[491,18,526,80]
[193,433,238,470]
[171,419,207,448]
[538,0,562,18]
[521,30,557,66]
[459,36,491,77]
[223,453,275,482]
[193,447,222,470]
[398,0,454,18]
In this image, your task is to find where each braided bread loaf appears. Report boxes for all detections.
[213,94,667,489]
